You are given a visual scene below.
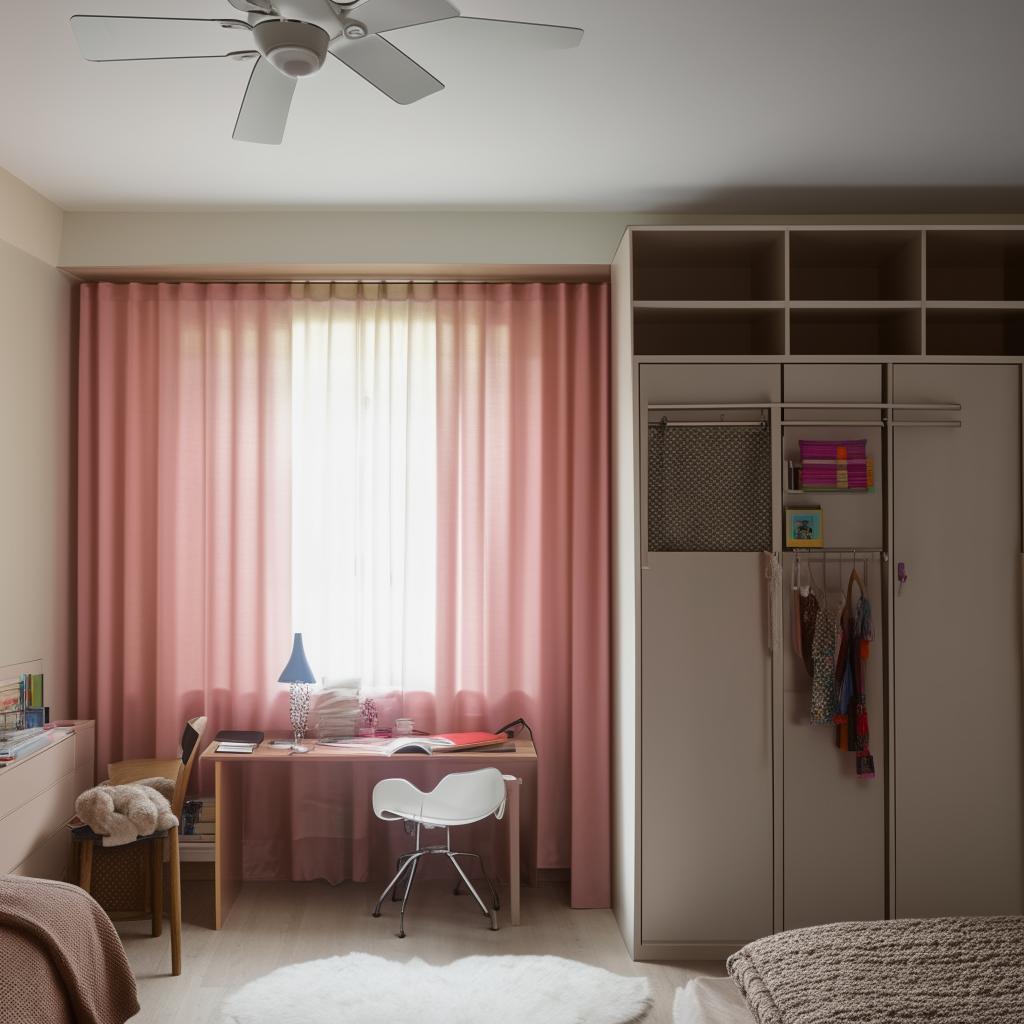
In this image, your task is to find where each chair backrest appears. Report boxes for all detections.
[420,768,507,827]
[171,716,207,817]
[372,777,425,822]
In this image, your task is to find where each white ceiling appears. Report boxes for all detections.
[3,0,1024,212]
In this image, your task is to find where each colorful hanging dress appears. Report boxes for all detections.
[832,569,876,778]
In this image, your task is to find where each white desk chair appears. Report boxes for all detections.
[371,767,509,938]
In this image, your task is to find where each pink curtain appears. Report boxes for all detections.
[77,280,611,908]
[432,282,611,908]
[76,282,294,780]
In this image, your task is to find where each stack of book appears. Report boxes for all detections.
[312,682,362,738]
[0,726,49,763]
[179,797,215,861]
[794,439,874,492]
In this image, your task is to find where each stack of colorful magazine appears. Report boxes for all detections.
[796,439,874,491]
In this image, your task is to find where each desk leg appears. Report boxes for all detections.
[507,776,522,926]
[214,760,244,929]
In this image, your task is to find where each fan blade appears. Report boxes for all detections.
[70,16,252,62]
[233,57,297,144]
[227,0,275,12]
[448,17,583,50]
[330,35,443,105]
[347,0,459,36]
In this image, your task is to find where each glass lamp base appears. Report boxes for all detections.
[288,682,313,752]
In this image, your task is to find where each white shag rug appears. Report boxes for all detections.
[673,977,750,1024]
[221,952,652,1024]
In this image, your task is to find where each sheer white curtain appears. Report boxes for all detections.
[290,282,437,695]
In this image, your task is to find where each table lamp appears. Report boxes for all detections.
[279,632,316,753]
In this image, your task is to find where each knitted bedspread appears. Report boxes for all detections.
[727,916,1024,1024]
[0,874,139,1024]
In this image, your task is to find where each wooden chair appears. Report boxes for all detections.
[71,716,207,977]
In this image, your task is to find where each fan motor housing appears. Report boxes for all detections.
[253,19,330,77]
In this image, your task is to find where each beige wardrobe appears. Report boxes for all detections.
[611,224,1024,961]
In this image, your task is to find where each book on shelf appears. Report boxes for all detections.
[318,732,510,756]
[181,797,217,836]
[182,797,215,822]
[788,456,875,492]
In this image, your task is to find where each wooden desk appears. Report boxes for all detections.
[200,736,537,930]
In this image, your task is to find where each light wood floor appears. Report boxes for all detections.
[122,880,724,1023]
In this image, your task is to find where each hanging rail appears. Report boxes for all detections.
[787,547,888,558]
[648,402,961,411]
[780,420,886,427]
[659,418,768,428]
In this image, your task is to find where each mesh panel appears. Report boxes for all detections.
[647,423,772,552]
[87,843,151,916]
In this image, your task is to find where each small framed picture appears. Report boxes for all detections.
[786,506,823,548]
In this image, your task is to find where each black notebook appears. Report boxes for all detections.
[214,730,265,745]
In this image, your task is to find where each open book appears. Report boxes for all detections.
[318,732,509,755]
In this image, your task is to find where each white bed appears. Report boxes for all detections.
[672,977,753,1024]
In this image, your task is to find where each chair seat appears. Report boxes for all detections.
[373,768,508,828]
[70,824,168,844]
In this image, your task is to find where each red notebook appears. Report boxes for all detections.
[432,732,509,752]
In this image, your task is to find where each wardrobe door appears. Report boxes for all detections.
[639,364,777,952]
[780,364,886,930]
[892,363,1023,917]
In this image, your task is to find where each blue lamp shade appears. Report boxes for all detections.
[278,632,316,686]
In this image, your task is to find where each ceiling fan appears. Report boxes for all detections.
[70,0,583,145]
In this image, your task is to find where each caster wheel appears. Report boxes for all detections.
[398,931,406,939]
[372,912,381,918]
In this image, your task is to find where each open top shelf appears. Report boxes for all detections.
[926,308,1024,357]
[634,306,785,357]
[927,230,1024,301]
[632,229,786,302]
[790,307,922,357]
[790,230,922,301]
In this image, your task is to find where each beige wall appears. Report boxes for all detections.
[0,169,72,718]
[59,209,657,271]
[60,210,1024,275]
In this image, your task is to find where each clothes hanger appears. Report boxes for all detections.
[847,547,866,599]
[845,553,866,612]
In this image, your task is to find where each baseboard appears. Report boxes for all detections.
[634,939,738,962]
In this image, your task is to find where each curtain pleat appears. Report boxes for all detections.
[77,282,294,786]
[434,282,612,907]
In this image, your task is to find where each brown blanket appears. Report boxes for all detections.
[0,874,139,1024]
[727,916,1024,1024]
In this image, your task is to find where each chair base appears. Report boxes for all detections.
[371,825,500,938]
